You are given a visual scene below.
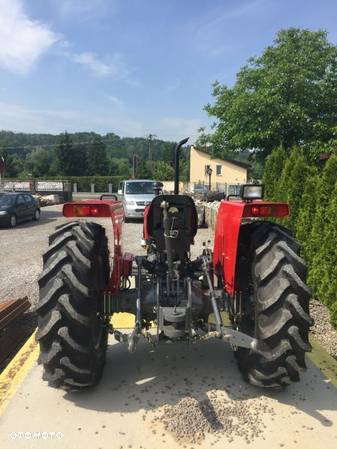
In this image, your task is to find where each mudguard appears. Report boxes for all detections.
[213,200,289,296]
[63,199,125,293]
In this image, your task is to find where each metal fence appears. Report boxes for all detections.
[187,182,242,195]
[0,180,72,201]
[0,178,242,199]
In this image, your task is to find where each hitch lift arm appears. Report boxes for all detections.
[201,256,258,350]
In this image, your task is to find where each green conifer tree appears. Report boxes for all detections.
[307,155,337,292]
[274,147,310,230]
[311,181,337,327]
[295,170,319,260]
[263,146,287,200]
[87,136,108,176]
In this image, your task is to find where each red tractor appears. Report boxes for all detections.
[35,138,312,390]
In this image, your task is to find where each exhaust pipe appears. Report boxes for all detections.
[160,200,175,278]
[174,137,189,194]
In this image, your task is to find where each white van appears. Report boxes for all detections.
[117,179,158,219]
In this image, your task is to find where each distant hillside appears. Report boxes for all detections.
[0,130,190,180]
[0,130,178,162]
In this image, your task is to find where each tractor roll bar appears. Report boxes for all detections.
[174,137,189,194]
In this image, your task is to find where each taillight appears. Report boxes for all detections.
[251,205,272,216]
[72,205,100,217]
[73,205,90,216]
[63,203,110,217]
[90,207,99,216]
[243,203,289,218]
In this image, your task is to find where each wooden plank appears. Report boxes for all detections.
[0,297,30,332]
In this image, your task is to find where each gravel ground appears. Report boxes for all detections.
[0,205,68,306]
[310,299,337,359]
[0,203,213,307]
[154,393,274,445]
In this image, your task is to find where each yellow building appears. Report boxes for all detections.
[189,146,248,188]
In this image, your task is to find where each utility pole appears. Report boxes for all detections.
[146,134,157,160]
[0,156,5,191]
[132,153,139,178]
[206,166,213,191]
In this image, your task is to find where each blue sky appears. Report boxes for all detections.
[0,0,337,142]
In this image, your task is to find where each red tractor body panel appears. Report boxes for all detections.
[62,196,289,298]
[63,199,125,293]
[142,204,151,241]
[213,200,289,296]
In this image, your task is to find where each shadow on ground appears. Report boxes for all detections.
[64,338,337,428]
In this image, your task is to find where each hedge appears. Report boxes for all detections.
[264,150,337,328]
[65,176,123,192]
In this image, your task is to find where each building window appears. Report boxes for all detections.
[216,164,222,176]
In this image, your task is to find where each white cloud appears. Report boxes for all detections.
[69,51,132,79]
[197,0,267,34]
[0,101,203,143]
[71,52,115,77]
[58,0,111,20]
[0,102,78,132]
[156,117,203,142]
[163,79,182,95]
[0,0,59,74]
[108,95,125,108]
[0,1,134,81]
[185,0,267,57]
[0,101,144,137]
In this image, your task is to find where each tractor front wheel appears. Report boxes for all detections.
[235,222,313,388]
[35,221,110,390]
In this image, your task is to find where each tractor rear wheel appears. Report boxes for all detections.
[235,221,313,388]
[35,221,110,390]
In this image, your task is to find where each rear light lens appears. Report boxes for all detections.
[244,203,289,218]
[73,205,90,216]
[63,203,110,217]
[74,205,102,217]
[251,205,272,216]
[90,207,99,216]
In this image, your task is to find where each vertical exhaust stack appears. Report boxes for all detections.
[174,137,189,195]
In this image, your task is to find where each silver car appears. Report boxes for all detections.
[117,179,158,219]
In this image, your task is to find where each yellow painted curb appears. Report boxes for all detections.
[111,312,135,329]
[0,331,39,416]
[0,311,135,416]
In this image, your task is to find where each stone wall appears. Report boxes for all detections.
[195,201,221,229]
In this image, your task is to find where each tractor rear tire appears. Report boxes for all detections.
[235,221,313,389]
[35,221,110,390]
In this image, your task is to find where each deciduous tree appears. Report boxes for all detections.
[205,28,337,158]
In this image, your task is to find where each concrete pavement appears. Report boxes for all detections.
[0,333,337,449]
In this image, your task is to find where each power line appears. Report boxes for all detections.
[0,140,112,151]
[146,133,157,160]
[0,136,173,152]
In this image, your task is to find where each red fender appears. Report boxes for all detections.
[213,200,289,297]
[63,199,126,293]
[143,204,151,241]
